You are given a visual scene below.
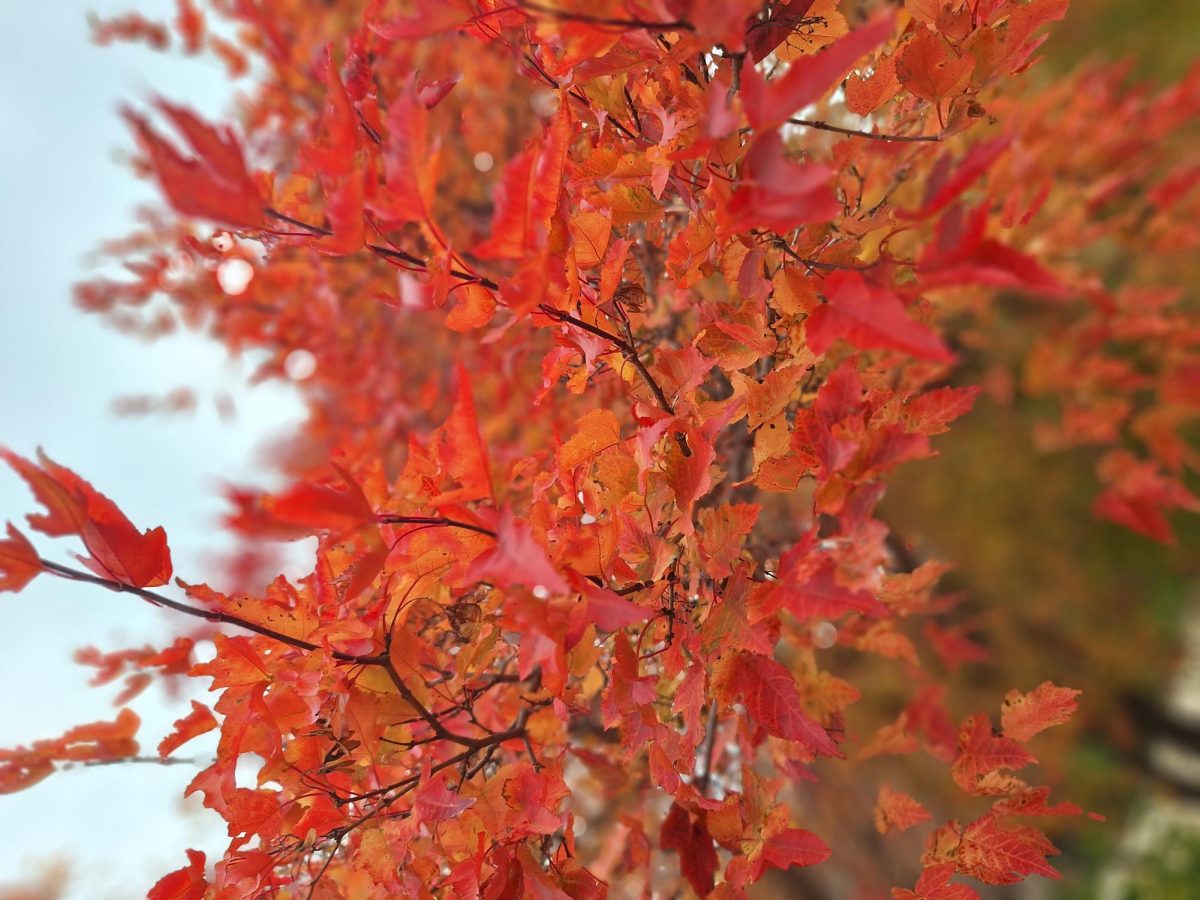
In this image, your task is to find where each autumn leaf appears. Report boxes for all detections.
[125,99,264,228]
[0,709,140,795]
[760,827,831,870]
[806,271,952,361]
[893,863,979,900]
[0,522,42,593]
[158,701,218,758]
[148,849,208,900]
[415,770,477,823]
[742,13,896,131]
[464,509,569,595]
[721,651,840,756]
[897,27,974,104]
[950,814,1063,884]
[951,715,1036,793]
[876,785,933,834]
[846,53,901,116]
[725,133,839,235]
[660,803,719,897]
[2,449,173,587]
[1000,683,1080,743]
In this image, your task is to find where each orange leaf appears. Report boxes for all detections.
[0,522,42,593]
[148,849,207,900]
[125,99,264,228]
[876,785,933,834]
[897,27,974,104]
[892,863,979,900]
[846,53,901,116]
[806,271,951,361]
[722,651,840,756]
[1000,682,1079,743]
[159,701,219,757]
[2,449,173,587]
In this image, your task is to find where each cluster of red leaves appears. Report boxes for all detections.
[4,0,1200,897]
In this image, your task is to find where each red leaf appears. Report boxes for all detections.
[434,365,495,504]
[465,509,569,595]
[896,27,974,104]
[743,13,896,131]
[2,449,173,587]
[745,0,817,62]
[577,577,651,632]
[660,803,719,897]
[726,133,839,235]
[761,827,831,870]
[148,849,208,900]
[951,715,1036,793]
[0,522,42,593]
[724,651,840,756]
[415,770,476,823]
[1093,449,1200,544]
[903,387,981,436]
[124,100,264,228]
[893,863,979,900]
[905,137,1011,220]
[876,785,933,834]
[1000,682,1079,743]
[953,814,1062,884]
[806,271,952,361]
[158,701,218,758]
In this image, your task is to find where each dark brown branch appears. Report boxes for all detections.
[77,755,209,768]
[375,514,496,538]
[38,558,381,666]
[787,118,941,143]
[536,304,677,418]
[263,209,499,291]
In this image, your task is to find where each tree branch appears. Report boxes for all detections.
[788,118,941,143]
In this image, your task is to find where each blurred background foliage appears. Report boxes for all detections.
[872,0,1200,895]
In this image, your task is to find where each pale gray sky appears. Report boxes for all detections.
[0,2,305,895]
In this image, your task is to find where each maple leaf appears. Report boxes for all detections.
[806,271,952,362]
[846,53,901,116]
[158,701,218,758]
[1093,449,1200,544]
[464,509,569,595]
[0,709,140,795]
[951,814,1063,884]
[892,863,980,900]
[760,827,831,870]
[415,770,477,823]
[660,803,719,897]
[897,27,974,104]
[742,13,896,131]
[905,137,1012,220]
[721,651,840,756]
[876,785,933,834]
[0,522,42,593]
[2,449,173,587]
[725,133,839,235]
[951,715,1036,793]
[148,849,207,900]
[124,98,264,228]
[432,364,495,504]
[1000,682,1080,743]
[745,0,818,61]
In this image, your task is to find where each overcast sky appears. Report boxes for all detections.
[0,3,305,895]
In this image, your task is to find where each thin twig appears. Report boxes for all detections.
[788,117,941,143]
[37,559,380,665]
